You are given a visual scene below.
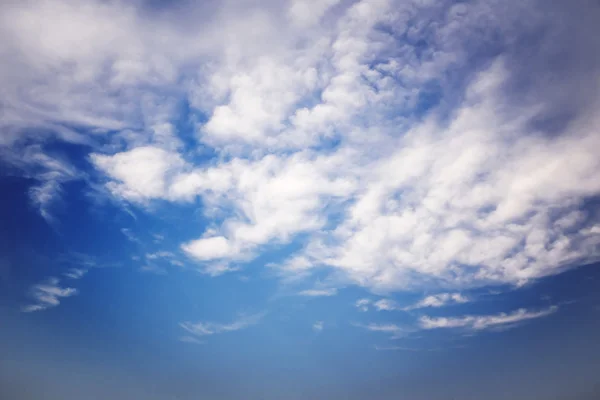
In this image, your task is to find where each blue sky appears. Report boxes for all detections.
[1,0,600,399]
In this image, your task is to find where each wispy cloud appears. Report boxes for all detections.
[298,288,338,297]
[355,323,408,339]
[121,228,141,244]
[145,251,176,260]
[63,268,87,280]
[419,306,558,331]
[139,265,167,275]
[180,312,266,338]
[355,295,467,313]
[199,263,240,277]
[21,277,78,312]
[179,336,204,345]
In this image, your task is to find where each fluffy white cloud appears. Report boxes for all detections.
[3,0,600,297]
[182,236,235,261]
[91,146,185,202]
[21,277,78,312]
[419,306,558,331]
[288,0,340,28]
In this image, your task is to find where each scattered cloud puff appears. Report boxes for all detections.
[374,299,401,311]
[21,277,78,312]
[180,312,266,339]
[419,306,558,331]
[2,0,600,297]
[313,321,324,332]
[405,293,470,311]
[355,298,371,312]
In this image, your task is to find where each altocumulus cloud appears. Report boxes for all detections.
[1,0,600,298]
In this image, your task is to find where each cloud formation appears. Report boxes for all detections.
[2,0,600,297]
[405,293,470,311]
[21,277,78,312]
[419,306,558,331]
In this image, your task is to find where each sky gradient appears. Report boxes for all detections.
[1,0,600,399]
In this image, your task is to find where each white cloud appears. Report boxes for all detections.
[288,0,340,28]
[3,0,600,297]
[145,251,176,260]
[355,298,371,312]
[91,146,186,202]
[121,228,141,244]
[356,295,468,312]
[182,236,236,261]
[404,293,470,310]
[199,263,241,277]
[179,336,204,345]
[313,321,325,332]
[180,312,265,338]
[298,288,338,297]
[21,277,78,312]
[63,268,87,279]
[374,299,400,311]
[419,306,558,331]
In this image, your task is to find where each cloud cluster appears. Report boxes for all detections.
[3,0,600,295]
